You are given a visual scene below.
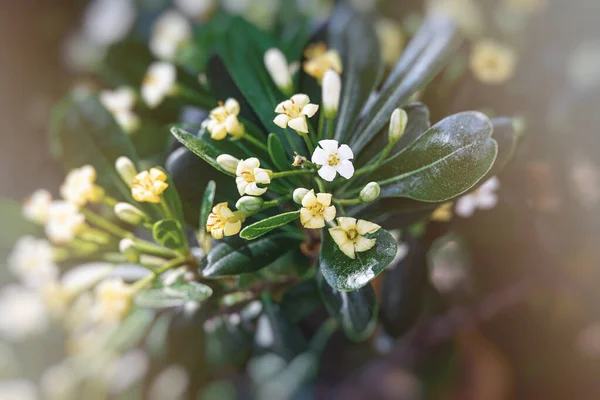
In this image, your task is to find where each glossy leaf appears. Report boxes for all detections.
[199,180,216,228]
[319,227,397,291]
[329,6,384,143]
[153,219,188,252]
[350,15,460,154]
[317,272,378,342]
[281,280,322,323]
[268,133,291,172]
[374,112,498,202]
[240,211,300,240]
[202,233,304,278]
[135,282,213,308]
[50,94,139,202]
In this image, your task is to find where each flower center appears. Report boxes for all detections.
[283,101,302,118]
[345,229,358,242]
[327,152,340,167]
[309,202,325,217]
[241,170,255,183]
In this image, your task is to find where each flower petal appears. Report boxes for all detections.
[356,220,381,235]
[224,220,241,237]
[339,243,356,259]
[291,94,309,107]
[455,195,477,218]
[300,208,313,226]
[336,160,354,179]
[329,227,349,246]
[318,140,339,153]
[354,236,376,253]
[245,183,267,196]
[338,217,357,231]
[318,165,337,182]
[304,217,325,229]
[323,205,336,222]
[253,168,271,184]
[236,178,248,196]
[481,176,500,193]
[225,114,241,134]
[224,98,240,115]
[274,101,286,113]
[288,117,308,133]
[274,114,290,129]
[211,123,228,140]
[301,190,317,208]
[337,144,354,160]
[316,193,332,207]
[476,192,498,209]
[301,103,319,118]
[311,147,328,165]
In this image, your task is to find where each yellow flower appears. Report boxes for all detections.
[94,279,134,322]
[60,165,105,207]
[206,202,246,239]
[274,94,319,134]
[300,190,336,229]
[131,168,169,203]
[469,39,517,84]
[431,202,454,222]
[303,42,343,82]
[235,158,272,196]
[329,217,381,259]
[375,18,405,67]
[203,98,244,140]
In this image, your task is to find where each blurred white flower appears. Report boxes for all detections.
[567,42,600,91]
[455,177,500,218]
[23,190,52,224]
[40,363,78,400]
[45,201,86,244]
[0,285,49,341]
[106,350,149,394]
[82,0,136,46]
[255,314,274,347]
[142,62,177,108]
[93,279,134,323]
[8,236,58,289]
[63,33,106,72]
[469,40,517,85]
[311,140,354,182]
[60,165,104,207]
[0,379,38,400]
[264,48,296,94]
[61,263,113,291]
[175,0,217,20]
[150,10,192,61]
[149,365,189,400]
[99,87,140,134]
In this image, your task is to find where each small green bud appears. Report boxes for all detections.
[360,182,380,203]
[115,156,138,186]
[235,196,264,214]
[293,188,310,204]
[216,154,240,174]
[119,238,139,263]
[114,202,147,225]
[388,108,408,143]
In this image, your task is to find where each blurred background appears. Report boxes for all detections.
[2,0,600,399]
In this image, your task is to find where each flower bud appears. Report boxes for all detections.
[388,108,408,144]
[115,157,138,186]
[235,196,264,214]
[216,154,240,174]
[322,69,341,118]
[114,203,147,225]
[119,238,139,263]
[264,48,293,93]
[293,188,310,204]
[360,182,380,203]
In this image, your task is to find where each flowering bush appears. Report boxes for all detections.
[5,0,525,397]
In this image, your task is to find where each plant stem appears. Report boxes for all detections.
[336,198,362,206]
[101,196,118,207]
[317,112,326,140]
[301,133,315,154]
[175,85,216,109]
[131,255,188,293]
[160,199,175,221]
[133,238,179,259]
[271,169,314,179]
[242,131,268,152]
[315,177,327,193]
[352,142,394,179]
[81,208,134,239]
[326,117,335,140]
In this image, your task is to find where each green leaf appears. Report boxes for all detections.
[171,126,243,176]
[350,15,460,154]
[240,211,300,240]
[135,282,213,308]
[153,219,188,252]
[380,236,430,338]
[105,309,155,352]
[50,94,139,202]
[199,180,216,229]
[317,272,378,342]
[267,134,291,171]
[374,111,498,202]
[281,280,321,323]
[319,227,397,291]
[202,233,303,278]
[155,167,185,226]
[329,6,384,143]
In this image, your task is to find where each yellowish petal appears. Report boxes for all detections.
[303,216,325,229]
[150,168,167,181]
[211,124,228,140]
[338,217,357,231]
[291,94,310,107]
[339,243,356,259]
[224,220,242,236]
[211,227,224,240]
[300,208,313,226]
[356,220,381,235]
[274,114,291,129]
[323,205,336,222]
[288,116,308,133]
[329,227,350,247]
[316,193,332,206]
[354,236,376,253]
[245,182,267,196]
[301,103,319,118]
[301,190,317,208]
[236,178,248,196]
[254,168,271,184]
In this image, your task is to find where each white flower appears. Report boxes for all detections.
[150,10,192,61]
[311,140,354,182]
[273,94,319,134]
[0,379,38,400]
[60,165,104,206]
[115,156,138,186]
[300,190,336,229]
[23,189,52,224]
[328,217,381,259]
[203,99,244,140]
[455,177,500,218]
[82,0,136,46]
[142,62,177,108]
[175,0,218,19]
[94,278,134,323]
[0,285,49,341]
[235,158,272,196]
[8,236,58,289]
[99,86,140,133]
[264,48,295,93]
[45,201,86,244]
[322,69,341,118]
